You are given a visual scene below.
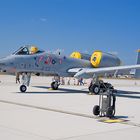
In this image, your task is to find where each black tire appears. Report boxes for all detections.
[20,85,27,93]
[51,81,59,90]
[106,107,114,118]
[93,105,100,116]
[93,85,100,94]
[89,84,100,94]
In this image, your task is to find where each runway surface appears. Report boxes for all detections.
[0,75,140,140]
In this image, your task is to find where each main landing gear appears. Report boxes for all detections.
[88,77,114,95]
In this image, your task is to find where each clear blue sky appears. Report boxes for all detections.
[0,0,140,64]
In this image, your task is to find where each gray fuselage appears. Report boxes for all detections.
[0,51,92,77]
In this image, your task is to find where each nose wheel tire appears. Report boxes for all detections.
[20,85,27,93]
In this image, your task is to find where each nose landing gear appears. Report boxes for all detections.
[19,72,31,93]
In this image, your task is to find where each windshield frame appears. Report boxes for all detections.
[13,46,45,55]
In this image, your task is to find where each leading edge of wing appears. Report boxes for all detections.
[72,64,140,78]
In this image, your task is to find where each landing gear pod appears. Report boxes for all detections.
[90,51,121,68]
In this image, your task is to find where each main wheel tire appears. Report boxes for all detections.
[20,85,27,93]
[89,84,100,94]
[93,105,100,116]
[51,81,59,90]
[93,85,100,94]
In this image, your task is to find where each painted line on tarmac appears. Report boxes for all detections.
[0,99,140,127]
[0,99,97,119]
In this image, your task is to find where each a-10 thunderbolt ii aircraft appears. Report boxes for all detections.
[0,45,140,93]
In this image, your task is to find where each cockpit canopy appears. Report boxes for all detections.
[13,45,45,55]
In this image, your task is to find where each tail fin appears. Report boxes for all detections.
[134,50,140,78]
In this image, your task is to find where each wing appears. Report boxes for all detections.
[68,64,140,79]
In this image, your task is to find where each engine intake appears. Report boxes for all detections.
[90,51,121,68]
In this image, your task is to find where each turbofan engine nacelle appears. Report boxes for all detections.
[90,51,121,68]
[70,52,90,60]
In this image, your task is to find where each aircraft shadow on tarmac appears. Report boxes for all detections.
[116,90,140,99]
[114,115,129,119]
[17,86,140,99]
[21,86,89,94]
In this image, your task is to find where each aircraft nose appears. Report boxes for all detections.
[0,57,10,72]
[0,62,6,68]
[0,59,6,72]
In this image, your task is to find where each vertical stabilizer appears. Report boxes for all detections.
[134,50,140,78]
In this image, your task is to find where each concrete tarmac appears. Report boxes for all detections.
[0,75,140,140]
